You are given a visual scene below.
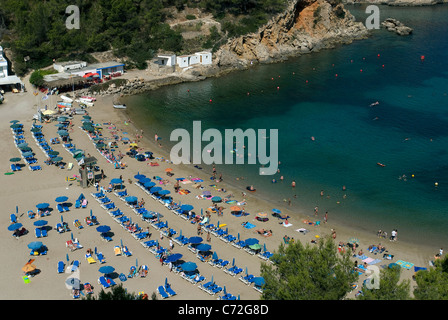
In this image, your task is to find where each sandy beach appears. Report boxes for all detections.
[0,71,439,300]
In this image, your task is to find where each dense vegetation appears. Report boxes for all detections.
[0,0,288,76]
[261,236,448,300]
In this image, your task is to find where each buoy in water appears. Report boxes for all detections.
[435,182,438,186]
[421,55,425,60]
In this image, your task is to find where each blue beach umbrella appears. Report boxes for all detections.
[33,220,48,227]
[272,208,281,214]
[17,142,28,148]
[188,236,203,244]
[180,262,197,272]
[211,196,222,202]
[142,211,155,219]
[196,243,211,252]
[144,181,156,188]
[8,223,22,231]
[134,174,146,180]
[165,253,182,263]
[244,238,259,246]
[28,241,43,250]
[96,225,111,233]
[125,196,138,203]
[150,186,162,193]
[181,204,193,212]
[98,266,115,274]
[36,203,50,209]
[159,190,171,195]
[139,177,152,184]
[58,130,69,136]
[253,277,265,286]
[55,196,68,203]
[110,178,123,185]
[212,251,218,260]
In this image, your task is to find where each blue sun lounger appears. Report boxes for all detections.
[239,274,255,285]
[57,261,65,273]
[158,286,169,299]
[71,260,80,272]
[11,164,21,171]
[102,202,116,210]
[142,240,157,249]
[165,283,177,297]
[57,204,64,213]
[98,276,110,289]
[96,252,106,264]
[40,227,47,237]
[34,228,42,238]
[232,240,246,249]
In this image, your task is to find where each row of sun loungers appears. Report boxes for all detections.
[11,123,43,172]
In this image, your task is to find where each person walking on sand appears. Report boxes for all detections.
[314,206,318,216]
[324,212,328,223]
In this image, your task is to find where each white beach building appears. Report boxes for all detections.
[195,52,212,65]
[157,55,176,66]
[53,61,87,73]
[0,46,23,88]
[176,52,212,68]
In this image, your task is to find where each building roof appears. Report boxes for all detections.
[67,61,125,74]
[42,73,86,87]
[0,75,22,85]
[54,61,86,67]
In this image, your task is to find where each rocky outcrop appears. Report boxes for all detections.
[382,18,413,35]
[214,0,369,68]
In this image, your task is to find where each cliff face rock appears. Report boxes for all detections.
[215,0,369,68]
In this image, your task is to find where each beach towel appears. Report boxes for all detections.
[396,260,414,270]
[356,254,368,260]
[362,257,374,264]
[242,222,256,229]
[369,259,382,265]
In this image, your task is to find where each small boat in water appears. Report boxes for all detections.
[377,162,386,167]
[113,104,127,109]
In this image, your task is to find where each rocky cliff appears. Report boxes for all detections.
[214,0,369,69]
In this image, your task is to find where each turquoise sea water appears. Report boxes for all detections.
[122,5,448,247]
